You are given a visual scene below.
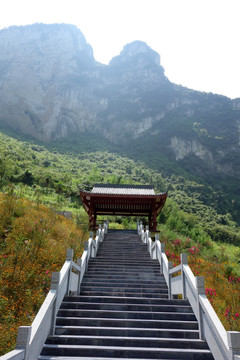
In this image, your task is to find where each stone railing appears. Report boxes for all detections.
[1,222,108,360]
[137,221,240,360]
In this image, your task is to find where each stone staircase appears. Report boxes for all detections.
[39,231,214,359]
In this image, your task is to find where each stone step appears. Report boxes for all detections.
[57,309,196,321]
[81,278,166,285]
[80,285,168,293]
[85,268,161,274]
[95,255,151,258]
[55,316,199,330]
[88,260,160,271]
[92,260,154,263]
[64,295,190,306]
[84,273,162,280]
[55,325,200,339]
[96,249,149,253]
[84,273,161,280]
[40,344,214,359]
[83,276,162,282]
[39,357,209,360]
[60,301,193,313]
[96,247,149,250]
[88,260,158,265]
[45,335,210,350]
[80,281,167,289]
[79,290,169,298]
[97,250,149,253]
[83,274,162,280]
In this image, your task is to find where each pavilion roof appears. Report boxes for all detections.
[92,184,156,196]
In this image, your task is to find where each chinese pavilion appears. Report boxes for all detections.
[80,184,167,231]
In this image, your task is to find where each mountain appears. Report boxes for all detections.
[0,23,239,221]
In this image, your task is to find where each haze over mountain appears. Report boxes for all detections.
[0,23,239,207]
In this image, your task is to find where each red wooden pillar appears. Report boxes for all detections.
[152,207,157,232]
[93,212,97,230]
[148,215,151,231]
[88,207,94,230]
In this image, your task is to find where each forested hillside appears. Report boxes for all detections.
[0,132,239,246]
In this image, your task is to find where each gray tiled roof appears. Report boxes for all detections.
[92,184,155,195]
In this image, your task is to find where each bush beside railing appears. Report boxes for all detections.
[137,220,240,360]
[1,222,108,360]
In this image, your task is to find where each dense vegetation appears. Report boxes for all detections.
[0,131,239,354]
[0,191,86,354]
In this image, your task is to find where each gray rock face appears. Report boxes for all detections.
[0,23,239,177]
[0,24,100,140]
[170,137,214,162]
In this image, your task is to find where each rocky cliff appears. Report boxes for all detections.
[0,23,239,180]
[0,24,101,139]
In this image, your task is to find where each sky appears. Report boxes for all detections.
[1,0,240,99]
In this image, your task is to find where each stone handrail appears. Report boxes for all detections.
[137,221,240,360]
[1,222,108,360]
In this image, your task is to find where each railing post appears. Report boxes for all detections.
[196,276,205,340]
[180,253,188,299]
[66,249,74,295]
[76,257,82,294]
[66,248,74,261]
[50,272,60,335]
[97,229,101,254]
[227,331,240,359]
[140,224,144,243]
[145,226,149,244]
[148,231,151,254]
[98,225,102,243]
[16,326,31,359]
[84,240,89,269]
[159,242,165,273]
[100,227,104,242]
[89,231,95,257]
[168,261,173,299]
[152,233,159,259]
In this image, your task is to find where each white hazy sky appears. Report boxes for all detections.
[1,0,240,99]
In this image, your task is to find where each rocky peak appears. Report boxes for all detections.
[110,41,161,67]
[0,23,95,76]
[107,40,167,89]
